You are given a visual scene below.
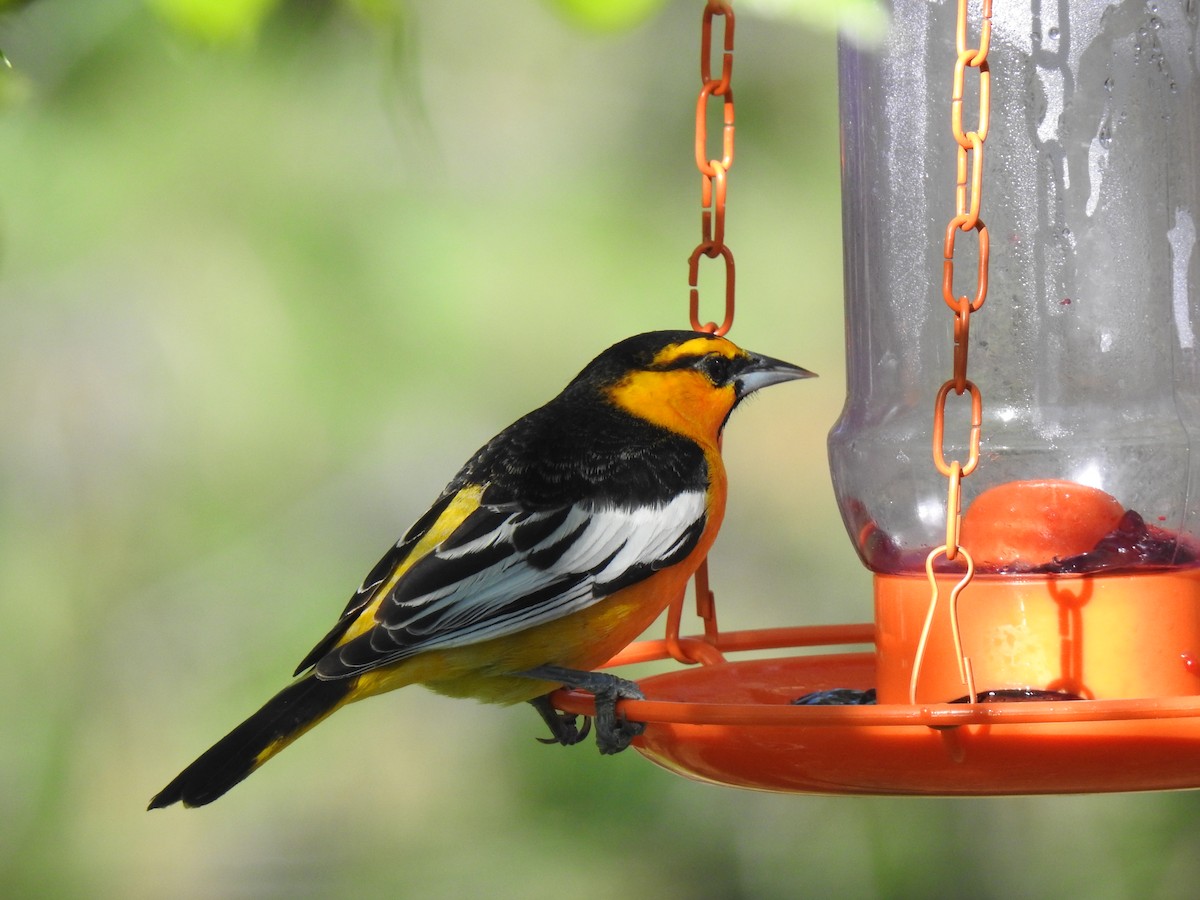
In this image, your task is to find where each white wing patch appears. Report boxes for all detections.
[322,490,707,675]
[593,501,703,585]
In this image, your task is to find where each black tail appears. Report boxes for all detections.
[148,675,351,809]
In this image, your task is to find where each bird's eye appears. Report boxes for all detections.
[697,353,735,386]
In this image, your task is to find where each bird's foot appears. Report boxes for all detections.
[520,666,646,754]
[528,693,592,746]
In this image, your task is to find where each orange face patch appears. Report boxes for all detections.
[604,337,746,446]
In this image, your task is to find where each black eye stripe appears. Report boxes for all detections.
[651,354,708,371]
[649,352,743,385]
[698,354,735,385]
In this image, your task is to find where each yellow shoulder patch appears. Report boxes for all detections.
[331,484,486,650]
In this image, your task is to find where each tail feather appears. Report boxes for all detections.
[148,675,352,809]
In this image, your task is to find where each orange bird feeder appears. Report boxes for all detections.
[554,0,1200,794]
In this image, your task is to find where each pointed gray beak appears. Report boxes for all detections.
[734,351,816,399]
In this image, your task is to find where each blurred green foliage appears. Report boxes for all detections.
[146,0,283,44]
[1,1,1199,898]
[547,0,669,32]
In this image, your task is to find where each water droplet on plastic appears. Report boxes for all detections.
[1183,652,1200,678]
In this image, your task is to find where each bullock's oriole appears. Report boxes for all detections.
[149,330,813,808]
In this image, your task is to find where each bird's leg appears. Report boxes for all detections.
[528,693,592,747]
[518,666,646,754]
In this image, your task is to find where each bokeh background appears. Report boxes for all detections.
[2,0,1199,897]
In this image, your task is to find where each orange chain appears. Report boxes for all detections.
[931,0,991,563]
[916,0,992,704]
[668,1,740,667]
[689,0,736,336]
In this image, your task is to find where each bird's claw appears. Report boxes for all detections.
[529,695,593,746]
[521,666,646,754]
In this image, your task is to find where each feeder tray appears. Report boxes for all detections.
[551,482,1200,795]
[553,622,1200,796]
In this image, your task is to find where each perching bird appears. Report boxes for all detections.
[149,330,813,808]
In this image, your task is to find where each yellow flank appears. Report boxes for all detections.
[253,540,719,767]
[347,500,725,706]
[248,449,728,774]
[348,440,730,708]
[332,484,485,649]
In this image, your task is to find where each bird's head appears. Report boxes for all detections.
[580,330,815,445]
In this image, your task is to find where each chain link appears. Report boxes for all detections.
[672,2,740,667]
[915,0,991,705]
[689,0,736,336]
[932,0,992,563]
